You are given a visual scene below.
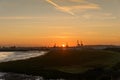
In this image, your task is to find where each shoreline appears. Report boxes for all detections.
[0,49,120,79]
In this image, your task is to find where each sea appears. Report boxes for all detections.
[0,51,55,80]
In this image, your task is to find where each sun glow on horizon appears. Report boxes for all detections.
[0,0,120,46]
[62,44,66,47]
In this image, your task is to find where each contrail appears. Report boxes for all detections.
[46,0,74,15]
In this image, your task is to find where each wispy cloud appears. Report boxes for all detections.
[46,0,100,16]
[82,13,117,20]
[0,16,47,19]
[60,0,85,2]
[46,0,74,15]
[69,0,84,2]
[62,4,100,11]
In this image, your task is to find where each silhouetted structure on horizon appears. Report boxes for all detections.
[66,42,69,48]
[53,43,57,48]
[77,40,84,47]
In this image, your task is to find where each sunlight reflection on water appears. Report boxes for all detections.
[0,51,47,62]
[0,72,44,80]
[0,51,66,80]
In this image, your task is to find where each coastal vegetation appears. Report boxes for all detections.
[0,48,120,79]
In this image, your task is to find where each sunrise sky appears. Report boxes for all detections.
[0,0,120,47]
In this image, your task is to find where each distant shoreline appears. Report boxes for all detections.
[0,50,43,52]
[0,48,49,52]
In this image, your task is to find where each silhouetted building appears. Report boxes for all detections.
[53,43,57,48]
[66,43,69,48]
[77,40,84,47]
[80,41,84,46]
[77,40,80,47]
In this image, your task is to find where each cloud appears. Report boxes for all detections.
[82,13,117,20]
[0,16,47,19]
[70,0,84,2]
[46,0,100,16]
[62,4,100,11]
[46,0,74,15]
[61,0,85,2]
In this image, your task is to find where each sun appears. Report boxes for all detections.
[62,44,66,47]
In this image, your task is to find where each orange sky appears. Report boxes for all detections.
[0,0,120,47]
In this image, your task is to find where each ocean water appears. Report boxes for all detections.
[0,51,48,80]
[0,72,44,80]
[0,51,47,62]
[0,72,65,80]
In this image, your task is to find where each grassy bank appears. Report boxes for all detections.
[0,48,120,79]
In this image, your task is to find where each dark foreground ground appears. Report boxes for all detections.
[0,48,120,80]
